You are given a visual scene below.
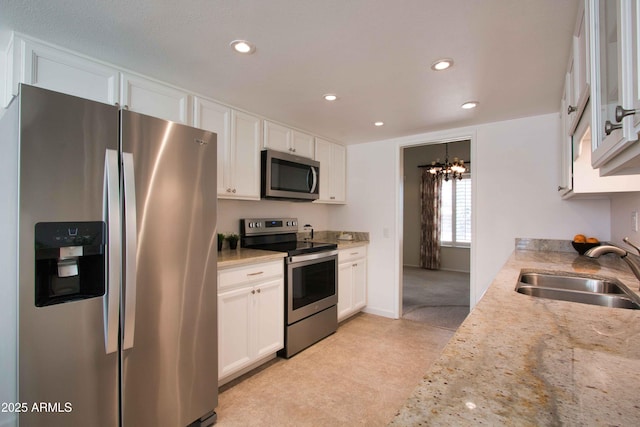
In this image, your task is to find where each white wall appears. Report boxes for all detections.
[610,192,640,245]
[329,140,400,318]
[0,94,18,427]
[332,113,612,319]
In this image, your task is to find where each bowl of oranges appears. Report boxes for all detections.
[571,234,601,255]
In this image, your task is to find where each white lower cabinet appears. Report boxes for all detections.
[337,246,367,322]
[217,260,284,384]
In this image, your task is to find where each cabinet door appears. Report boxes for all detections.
[230,110,261,200]
[18,38,119,105]
[218,287,252,379]
[121,73,191,124]
[254,278,284,359]
[193,97,231,196]
[331,143,347,202]
[352,259,367,311]
[315,138,346,203]
[291,130,315,159]
[315,138,332,202]
[631,0,640,134]
[337,262,353,321]
[263,120,291,153]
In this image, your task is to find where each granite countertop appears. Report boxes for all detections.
[217,248,286,269]
[390,247,640,425]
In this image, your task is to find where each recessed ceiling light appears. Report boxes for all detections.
[323,94,338,101]
[461,101,479,109]
[431,58,454,71]
[374,121,384,127]
[230,40,256,54]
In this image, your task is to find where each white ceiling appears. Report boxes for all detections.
[0,0,579,144]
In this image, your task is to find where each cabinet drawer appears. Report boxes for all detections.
[338,246,367,263]
[218,261,283,290]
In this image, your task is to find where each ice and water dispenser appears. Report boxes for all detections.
[34,221,106,307]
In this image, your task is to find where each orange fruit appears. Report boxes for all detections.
[586,237,599,243]
[574,234,586,243]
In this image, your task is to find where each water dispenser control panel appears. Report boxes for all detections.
[34,221,106,307]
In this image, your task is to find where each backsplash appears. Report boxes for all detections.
[297,230,370,242]
[515,238,574,253]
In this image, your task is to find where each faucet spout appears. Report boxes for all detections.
[585,244,640,289]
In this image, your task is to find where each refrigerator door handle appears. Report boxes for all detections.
[122,152,138,350]
[104,149,121,354]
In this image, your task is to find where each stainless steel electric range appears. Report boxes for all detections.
[240,218,338,358]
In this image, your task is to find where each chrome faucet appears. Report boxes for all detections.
[585,237,640,289]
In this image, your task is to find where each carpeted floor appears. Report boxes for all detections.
[402,266,470,330]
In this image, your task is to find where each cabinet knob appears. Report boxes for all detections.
[604,120,622,135]
[330,196,335,200]
[226,188,232,193]
[557,186,567,192]
[567,105,577,115]
[256,288,261,293]
[615,105,638,122]
[232,188,237,193]
[251,290,256,294]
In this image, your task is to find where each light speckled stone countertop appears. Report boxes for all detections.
[390,248,640,426]
[217,248,286,269]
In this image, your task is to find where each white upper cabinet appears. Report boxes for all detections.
[315,137,346,204]
[263,120,314,159]
[561,103,640,198]
[120,73,190,124]
[227,110,262,200]
[194,98,261,200]
[11,36,119,105]
[193,97,231,197]
[566,0,591,135]
[590,0,640,174]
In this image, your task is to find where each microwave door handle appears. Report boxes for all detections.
[310,166,318,193]
[103,149,121,355]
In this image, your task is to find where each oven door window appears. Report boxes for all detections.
[271,158,313,193]
[291,258,336,310]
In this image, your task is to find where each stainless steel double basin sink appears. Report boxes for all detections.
[515,271,640,309]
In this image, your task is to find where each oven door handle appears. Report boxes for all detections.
[288,249,338,264]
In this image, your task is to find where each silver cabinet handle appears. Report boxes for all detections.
[605,120,622,135]
[122,152,138,351]
[557,186,566,191]
[104,149,121,355]
[567,105,577,114]
[615,105,638,122]
[352,263,358,267]
[247,271,264,277]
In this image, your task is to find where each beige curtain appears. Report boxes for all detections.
[419,170,442,270]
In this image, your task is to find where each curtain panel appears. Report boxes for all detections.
[419,170,442,270]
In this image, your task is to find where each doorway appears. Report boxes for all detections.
[400,140,471,330]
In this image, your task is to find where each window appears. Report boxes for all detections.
[440,177,471,246]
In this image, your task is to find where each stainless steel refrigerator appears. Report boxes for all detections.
[3,84,218,426]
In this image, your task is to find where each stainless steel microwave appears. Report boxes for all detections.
[261,149,320,201]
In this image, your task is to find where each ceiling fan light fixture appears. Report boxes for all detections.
[230,40,256,54]
[323,94,338,101]
[431,58,454,71]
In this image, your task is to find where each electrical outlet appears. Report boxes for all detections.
[633,211,638,232]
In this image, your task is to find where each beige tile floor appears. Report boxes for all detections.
[215,313,454,426]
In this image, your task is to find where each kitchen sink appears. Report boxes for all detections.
[515,272,640,309]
